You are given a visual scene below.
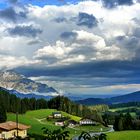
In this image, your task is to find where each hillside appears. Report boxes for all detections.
[7,109,81,138]
[76,91,140,105]
[76,98,110,105]
[110,91,140,103]
[7,109,108,138]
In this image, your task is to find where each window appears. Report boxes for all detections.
[2,134,5,138]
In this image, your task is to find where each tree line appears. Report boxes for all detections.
[110,102,140,109]
[113,112,140,131]
[0,88,48,114]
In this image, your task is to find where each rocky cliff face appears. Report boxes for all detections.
[0,70,58,95]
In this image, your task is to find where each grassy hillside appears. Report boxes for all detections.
[7,109,108,139]
[107,131,140,140]
[109,106,140,118]
[7,109,81,135]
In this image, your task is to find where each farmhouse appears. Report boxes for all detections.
[52,112,62,118]
[0,121,30,140]
[68,120,77,127]
[79,118,96,125]
[55,120,64,126]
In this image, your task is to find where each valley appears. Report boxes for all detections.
[0,71,140,140]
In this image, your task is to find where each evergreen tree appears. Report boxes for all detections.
[0,105,7,123]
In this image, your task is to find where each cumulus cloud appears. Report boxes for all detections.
[0,55,40,70]
[35,30,125,66]
[1,1,140,67]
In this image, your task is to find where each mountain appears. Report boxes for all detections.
[0,70,59,96]
[76,98,110,105]
[110,91,140,104]
[76,91,140,105]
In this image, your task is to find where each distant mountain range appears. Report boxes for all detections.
[76,91,140,105]
[1,70,140,104]
[0,70,59,98]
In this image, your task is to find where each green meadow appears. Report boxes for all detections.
[7,109,108,138]
[107,131,140,140]
[7,109,81,135]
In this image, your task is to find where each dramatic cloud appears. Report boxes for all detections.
[0,0,140,95]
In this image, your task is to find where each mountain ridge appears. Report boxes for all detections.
[0,70,59,96]
[76,91,140,105]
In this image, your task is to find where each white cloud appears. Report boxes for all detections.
[0,0,140,68]
[0,55,41,69]
[35,41,72,59]
[35,30,124,66]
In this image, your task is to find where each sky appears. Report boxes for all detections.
[0,0,140,97]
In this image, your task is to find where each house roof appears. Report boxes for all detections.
[52,112,61,115]
[80,118,94,122]
[68,120,77,124]
[0,121,30,131]
[56,119,65,122]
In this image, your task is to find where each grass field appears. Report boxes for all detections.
[7,109,81,135]
[107,131,140,140]
[109,106,138,112]
[7,109,140,139]
[7,109,107,138]
[76,125,110,132]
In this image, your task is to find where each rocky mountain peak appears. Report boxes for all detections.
[0,70,58,95]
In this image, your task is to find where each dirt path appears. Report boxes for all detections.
[34,118,47,124]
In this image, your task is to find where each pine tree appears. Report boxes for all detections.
[0,105,7,123]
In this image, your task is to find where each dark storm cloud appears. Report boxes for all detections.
[7,25,42,37]
[77,12,98,28]
[60,31,77,39]
[14,60,140,78]
[101,0,134,8]
[0,7,26,22]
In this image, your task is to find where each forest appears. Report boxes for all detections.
[0,88,103,124]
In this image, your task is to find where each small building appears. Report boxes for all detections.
[79,118,96,125]
[55,120,64,126]
[0,121,30,140]
[68,120,77,127]
[52,112,62,118]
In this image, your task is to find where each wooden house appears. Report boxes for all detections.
[79,118,96,125]
[52,112,62,118]
[55,120,64,126]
